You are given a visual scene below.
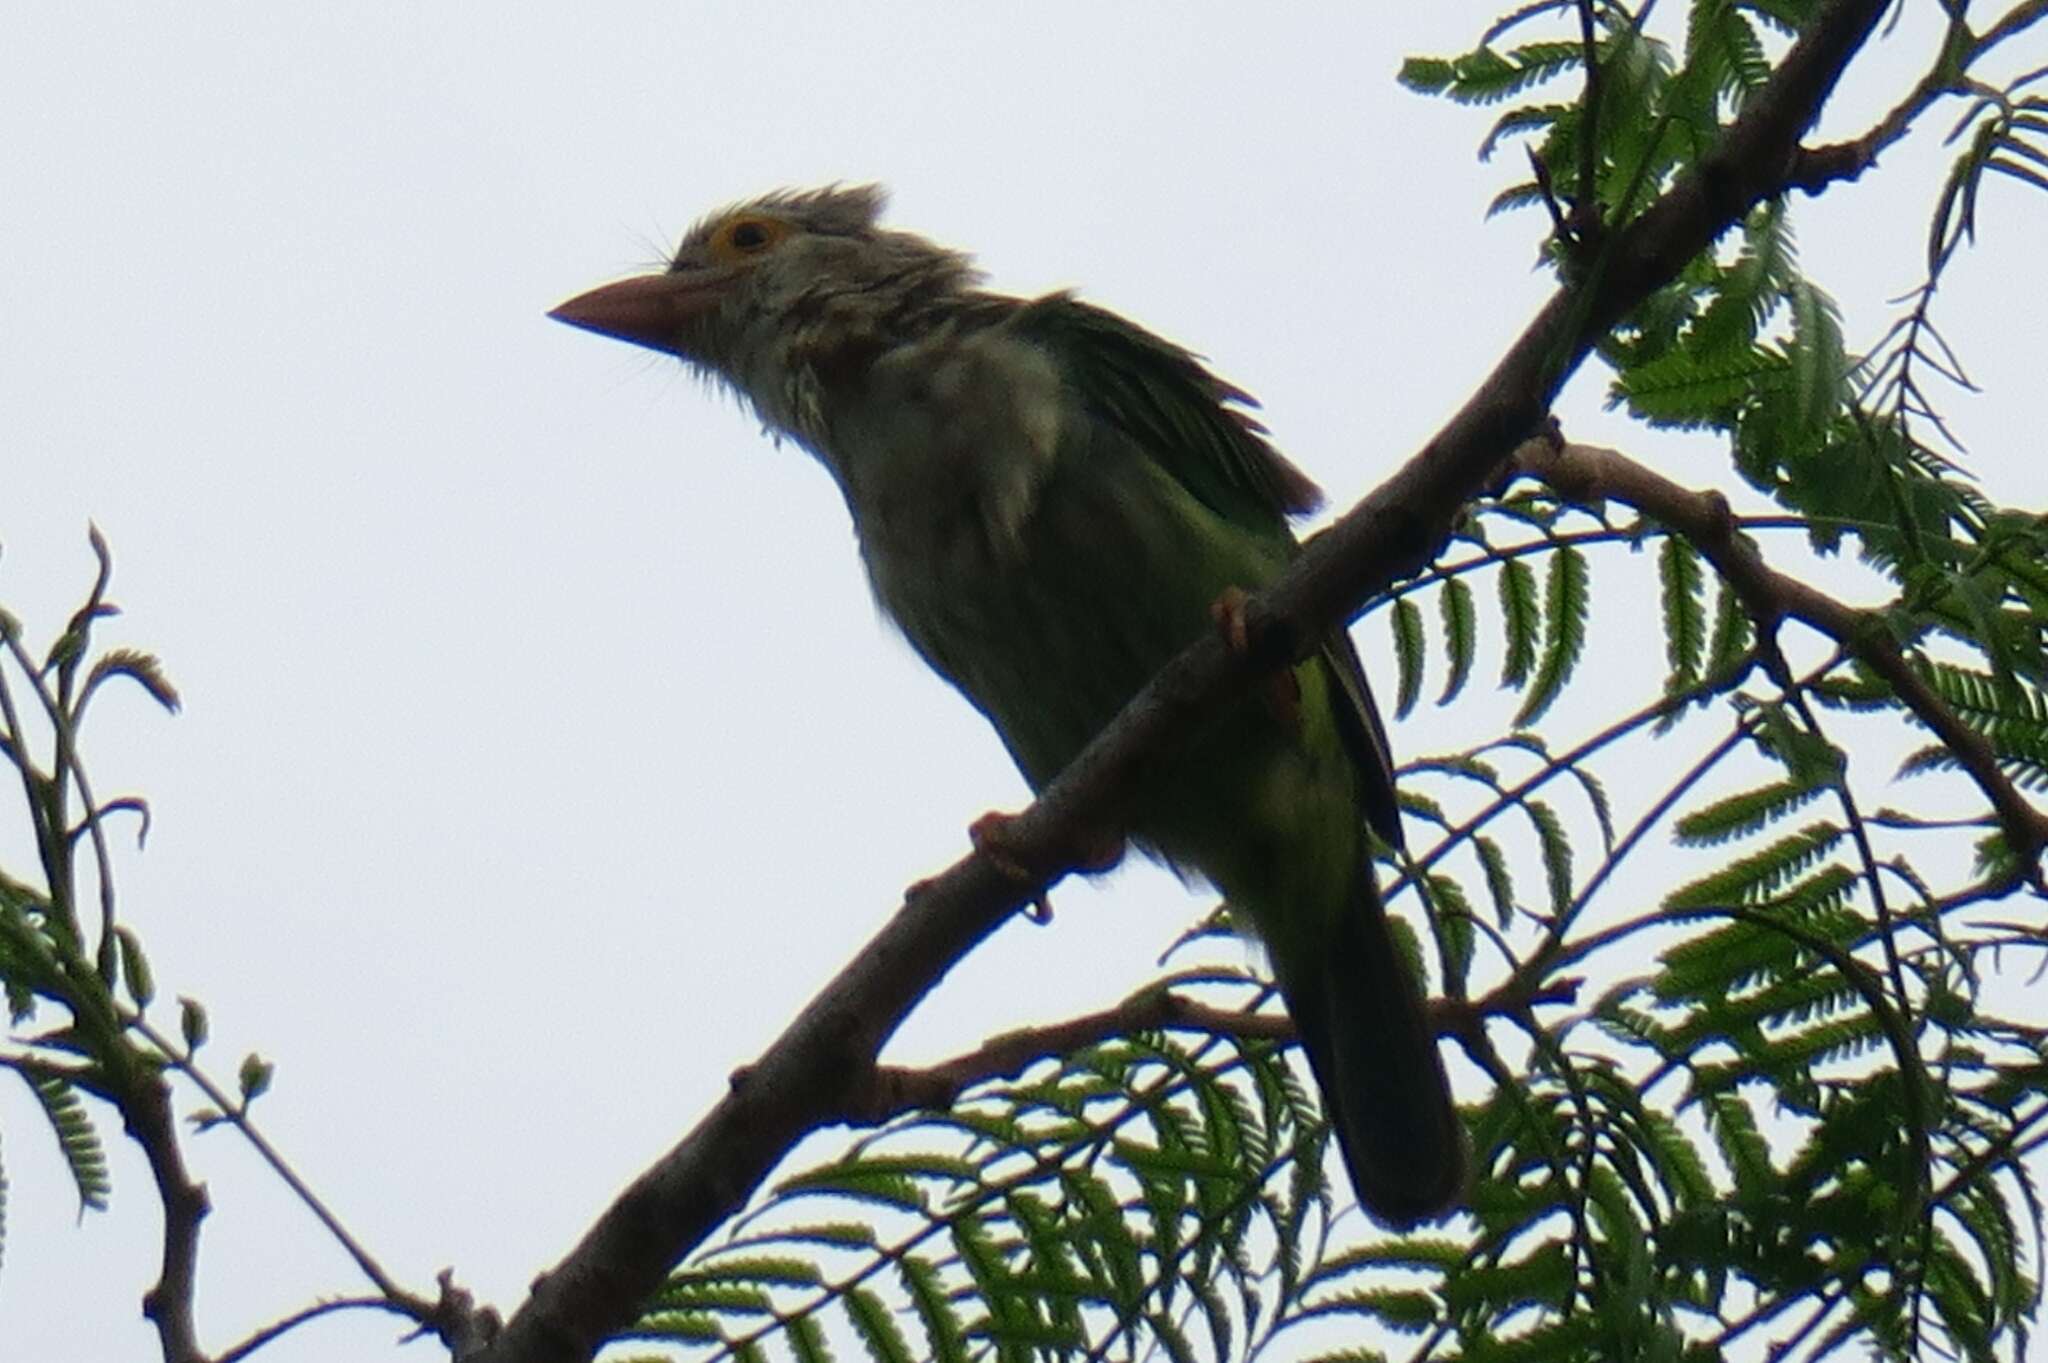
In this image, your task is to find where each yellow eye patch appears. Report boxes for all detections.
[706,215,794,264]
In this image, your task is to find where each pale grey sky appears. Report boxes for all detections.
[3,7,2042,1361]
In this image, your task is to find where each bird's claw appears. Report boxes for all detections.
[1210,585,1253,656]
[967,812,1128,922]
[968,811,1054,921]
[1210,586,1302,732]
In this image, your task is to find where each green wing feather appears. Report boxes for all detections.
[1013,295,1323,528]
[1015,293,1403,846]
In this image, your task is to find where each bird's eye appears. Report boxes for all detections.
[704,215,793,264]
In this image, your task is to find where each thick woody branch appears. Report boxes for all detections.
[127,1068,210,1363]
[476,4,1896,1359]
[1517,439,2048,880]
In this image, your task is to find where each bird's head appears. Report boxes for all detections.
[550,185,981,422]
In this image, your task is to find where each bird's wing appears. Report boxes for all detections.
[1012,294,1322,530]
[1014,293,1403,848]
[1321,629,1406,849]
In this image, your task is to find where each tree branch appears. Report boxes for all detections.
[1979,0,2048,58]
[1786,6,1976,192]
[212,1295,413,1363]
[135,1016,441,1329]
[128,1066,210,1363]
[1787,0,2048,194]
[1517,437,2048,883]
[475,4,1900,1358]
[851,972,1580,1123]
[1785,0,2048,193]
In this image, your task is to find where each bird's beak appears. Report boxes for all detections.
[547,272,724,354]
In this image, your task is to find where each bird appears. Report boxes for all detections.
[549,184,1464,1226]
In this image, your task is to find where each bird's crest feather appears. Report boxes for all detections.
[694,183,889,242]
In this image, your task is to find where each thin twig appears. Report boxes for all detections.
[212,1295,409,1363]
[135,1016,442,1326]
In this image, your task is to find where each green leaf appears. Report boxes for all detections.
[1750,703,1845,789]
[178,996,208,1052]
[1480,102,1573,160]
[1144,1308,1199,1363]
[1930,113,2002,271]
[1475,833,1518,927]
[1398,41,1582,106]
[1659,533,1707,693]
[1427,873,1476,993]
[1566,759,1617,852]
[622,1310,722,1342]
[1391,596,1425,719]
[1694,200,1796,353]
[682,1254,826,1288]
[845,1286,914,1363]
[113,926,153,1008]
[1499,557,1542,689]
[238,1052,274,1104]
[81,647,182,715]
[1526,797,1574,917]
[1673,780,1826,846]
[1664,823,1844,910]
[1516,544,1590,725]
[1397,56,1457,93]
[1705,576,1752,677]
[1487,180,1550,218]
[646,1278,774,1315]
[1610,344,1788,427]
[1788,280,1847,434]
[1323,1287,1439,1332]
[899,1257,968,1363]
[30,1075,109,1213]
[1442,1241,1573,1315]
[1437,576,1477,705]
[774,1164,934,1214]
[788,1312,835,1363]
[1707,1092,1774,1197]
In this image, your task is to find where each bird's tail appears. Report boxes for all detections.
[1276,864,1466,1227]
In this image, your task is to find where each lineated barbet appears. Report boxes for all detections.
[549,185,1464,1225]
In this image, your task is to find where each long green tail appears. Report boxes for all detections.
[1277,864,1466,1226]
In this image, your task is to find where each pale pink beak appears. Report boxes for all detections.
[547,273,725,353]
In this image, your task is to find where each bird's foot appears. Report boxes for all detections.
[968,811,1055,922]
[1210,586,1302,731]
[966,812,1127,922]
[1210,585,1254,655]
[967,810,1032,879]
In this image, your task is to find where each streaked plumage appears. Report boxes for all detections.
[551,185,1464,1225]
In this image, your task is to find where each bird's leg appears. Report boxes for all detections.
[1210,586,1302,731]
